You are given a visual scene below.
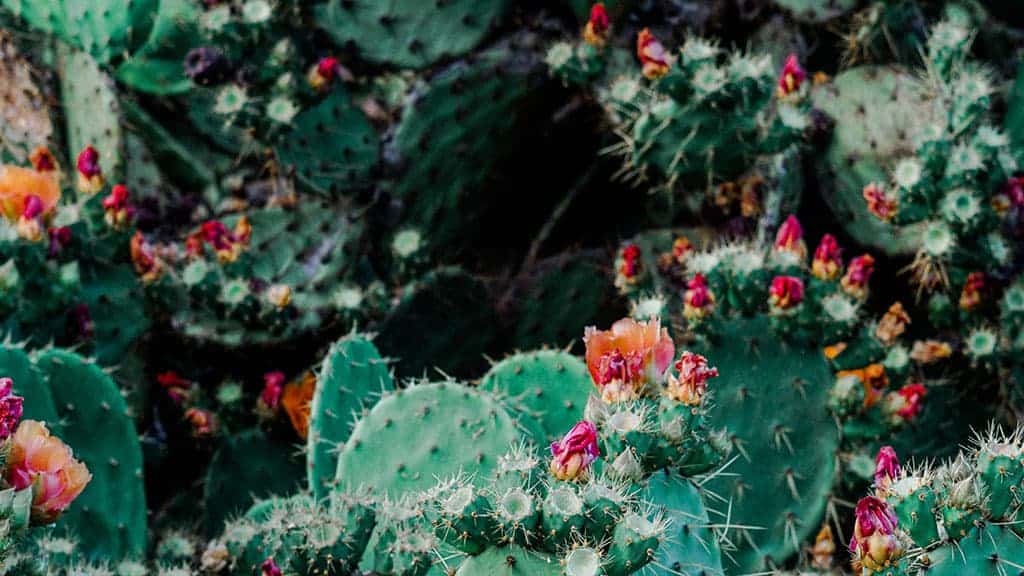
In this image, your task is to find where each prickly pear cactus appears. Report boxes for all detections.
[9,345,146,560]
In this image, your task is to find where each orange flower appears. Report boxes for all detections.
[281,372,316,439]
[0,165,60,223]
[6,420,92,524]
[637,28,672,79]
[583,317,674,403]
[836,364,888,408]
[875,302,910,345]
[823,342,847,360]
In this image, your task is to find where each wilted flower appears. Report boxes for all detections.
[130,231,164,284]
[774,215,806,260]
[777,54,805,98]
[0,377,24,441]
[873,446,900,493]
[863,182,897,222]
[883,383,926,424]
[665,352,719,405]
[958,272,985,312]
[157,371,193,404]
[101,184,134,230]
[549,421,600,481]
[811,234,843,280]
[201,543,230,572]
[841,254,874,299]
[266,284,292,308]
[850,496,904,571]
[769,276,804,311]
[185,408,217,438]
[193,218,251,263]
[683,273,715,321]
[810,524,835,570]
[583,3,610,47]
[637,28,672,79]
[836,364,888,408]
[76,146,104,194]
[6,420,92,523]
[29,147,57,173]
[909,340,952,364]
[584,317,675,403]
[875,302,910,345]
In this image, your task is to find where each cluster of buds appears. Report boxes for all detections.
[549,420,600,481]
[583,317,674,403]
[187,218,252,264]
[582,3,610,47]
[636,28,672,79]
[0,378,91,524]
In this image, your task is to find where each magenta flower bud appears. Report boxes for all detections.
[873,446,899,493]
[851,496,903,571]
[260,371,285,411]
[21,195,43,220]
[549,421,599,481]
[260,557,282,576]
[0,377,24,441]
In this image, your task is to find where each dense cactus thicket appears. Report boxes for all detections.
[3,1,1024,575]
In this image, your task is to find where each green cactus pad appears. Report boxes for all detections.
[334,382,523,498]
[454,545,560,576]
[642,472,723,575]
[202,429,305,536]
[812,66,937,256]
[387,46,542,253]
[772,0,857,22]
[275,89,379,196]
[700,316,839,572]
[308,334,393,501]
[915,524,1024,575]
[58,45,123,180]
[2,0,157,64]
[114,0,199,95]
[479,350,593,445]
[376,268,496,379]
[316,0,513,69]
[4,346,55,423]
[30,348,146,560]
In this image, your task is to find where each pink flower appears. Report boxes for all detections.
[584,318,675,402]
[841,254,874,299]
[850,496,903,571]
[6,420,92,523]
[549,421,600,481]
[777,54,805,98]
[884,383,926,423]
[774,215,806,259]
[308,56,342,90]
[683,273,715,321]
[637,28,672,79]
[0,377,24,441]
[260,371,285,411]
[873,446,899,493]
[196,218,251,263]
[863,183,897,222]
[811,234,843,280]
[769,276,804,311]
[261,558,282,576]
[583,3,610,47]
[619,244,642,280]
[76,146,104,194]
[101,184,134,230]
[665,352,719,405]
